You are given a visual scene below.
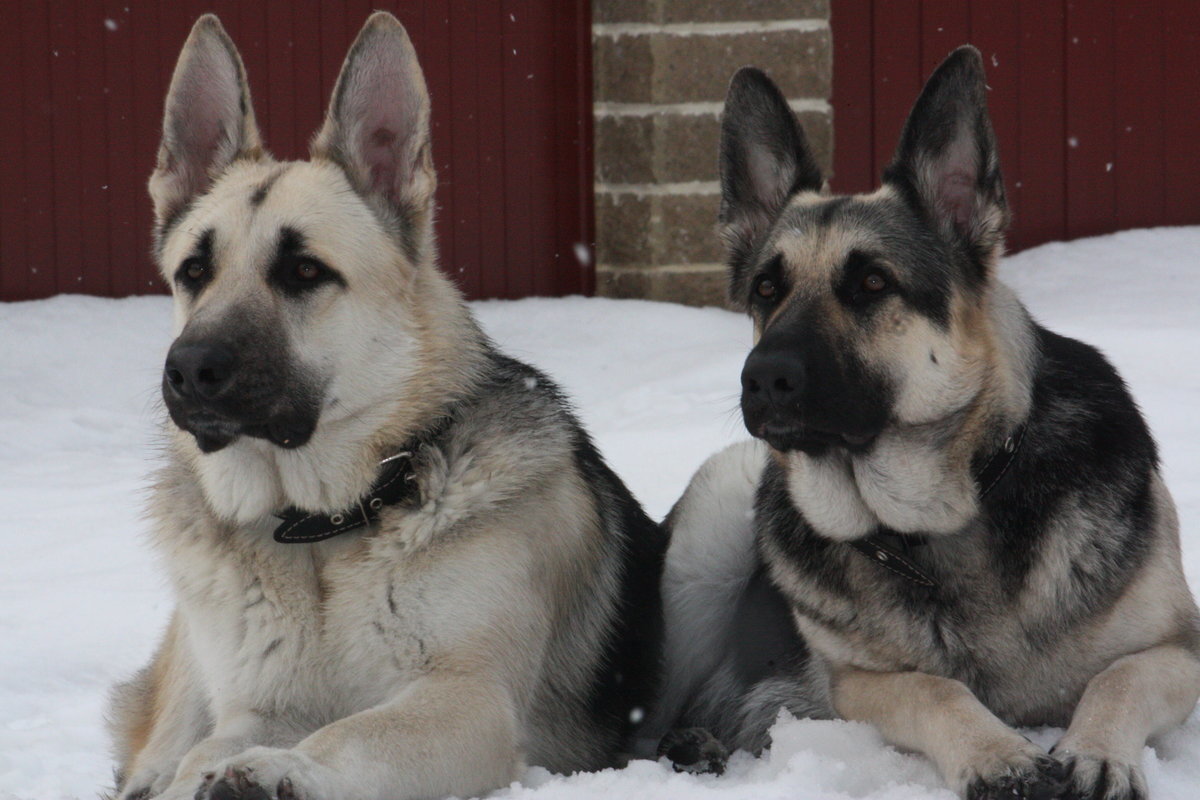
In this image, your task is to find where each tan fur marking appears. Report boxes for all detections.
[112,623,173,778]
[832,667,1051,795]
[136,620,180,759]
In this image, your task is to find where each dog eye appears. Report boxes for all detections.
[294,259,323,281]
[836,258,896,310]
[270,251,344,296]
[179,258,208,283]
[754,275,779,301]
[862,272,887,293]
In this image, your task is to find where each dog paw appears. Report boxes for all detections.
[657,727,730,776]
[193,749,327,800]
[964,752,1069,800]
[1054,750,1147,800]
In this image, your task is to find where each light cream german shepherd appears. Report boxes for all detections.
[106,14,665,800]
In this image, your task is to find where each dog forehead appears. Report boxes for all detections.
[201,160,378,229]
[162,160,404,278]
[241,161,365,216]
[771,187,913,280]
[771,213,878,284]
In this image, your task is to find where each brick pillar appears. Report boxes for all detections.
[592,1,832,307]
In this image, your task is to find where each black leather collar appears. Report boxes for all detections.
[849,529,937,588]
[848,422,1027,590]
[974,422,1027,502]
[272,416,452,544]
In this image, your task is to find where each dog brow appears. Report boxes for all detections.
[249,168,286,208]
[277,226,304,254]
[193,227,215,257]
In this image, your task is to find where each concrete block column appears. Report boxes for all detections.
[592,1,833,307]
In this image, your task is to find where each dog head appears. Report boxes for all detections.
[152,14,475,519]
[720,47,1010,458]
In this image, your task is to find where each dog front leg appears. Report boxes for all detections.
[110,613,213,800]
[148,712,270,800]
[1054,644,1200,800]
[832,667,1066,799]
[196,673,523,800]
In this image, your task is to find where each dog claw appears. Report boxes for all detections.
[276,778,297,800]
[205,767,272,800]
[193,772,218,800]
[966,754,1068,800]
[1053,751,1147,800]
[657,727,730,776]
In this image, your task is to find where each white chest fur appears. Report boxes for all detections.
[166,522,431,728]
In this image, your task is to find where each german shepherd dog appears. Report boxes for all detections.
[651,47,1200,799]
[106,13,665,800]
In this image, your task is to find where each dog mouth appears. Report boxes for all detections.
[753,421,877,455]
[171,410,315,453]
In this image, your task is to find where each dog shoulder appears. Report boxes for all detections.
[665,440,767,582]
[988,325,1161,589]
[1032,325,1156,466]
[387,349,632,556]
[650,442,766,727]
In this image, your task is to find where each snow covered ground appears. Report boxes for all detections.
[2,227,1199,799]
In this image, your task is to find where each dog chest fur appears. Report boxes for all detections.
[755,320,1196,730]
[146,373,617,747]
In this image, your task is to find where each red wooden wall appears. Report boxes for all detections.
[0,0,594,302]
[831,0,1200,252]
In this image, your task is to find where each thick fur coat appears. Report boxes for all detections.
[107,14,665,800]
[653,47,1200,800]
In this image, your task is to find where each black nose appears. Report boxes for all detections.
[164,342,237,400]
[741,349,804,407]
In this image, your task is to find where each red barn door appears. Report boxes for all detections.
[0,0,594,302]
[831,0,1200,252]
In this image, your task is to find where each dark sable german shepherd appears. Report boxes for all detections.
[651,47,1200,800]
[106,13,664,800]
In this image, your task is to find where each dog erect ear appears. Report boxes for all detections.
[312,12,436,262]
[719,67,823,305]
[149,15,262,230]
[884,46,1008,272]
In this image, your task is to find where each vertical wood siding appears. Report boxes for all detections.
[0,0,594,301]
[831,0,1200,252]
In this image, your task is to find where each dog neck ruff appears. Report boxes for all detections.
[848,422,1027,590]
[272,416,453,544]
